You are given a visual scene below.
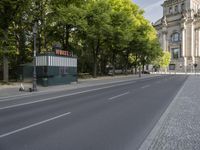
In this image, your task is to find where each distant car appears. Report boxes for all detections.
[142,71,150,74]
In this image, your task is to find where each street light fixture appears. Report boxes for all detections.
[32,22,37,91]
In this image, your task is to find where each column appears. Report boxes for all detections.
[182,28,185,57]
[195,29,198,57]
[182,27,187,72]
[184,57,187,73]
[198,29,200,57]
[162,31,167,51]
[191,23,195,64]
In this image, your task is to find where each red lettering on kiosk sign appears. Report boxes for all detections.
[55,50,73,57]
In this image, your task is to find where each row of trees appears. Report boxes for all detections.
[0,0,164,82]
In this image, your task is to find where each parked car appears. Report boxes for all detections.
[142,71,150,74]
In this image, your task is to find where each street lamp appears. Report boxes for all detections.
[32,22,37,91]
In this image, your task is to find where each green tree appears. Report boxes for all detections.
[128,17,162,74]
[106,0,141,75]
[82,0,111,77]
[0,0,29,82]
[48,0,87,50]
[152,51,171,71]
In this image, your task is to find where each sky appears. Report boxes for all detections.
[133,0,164,23]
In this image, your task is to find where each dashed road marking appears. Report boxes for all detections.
[108,92,130,100]
[141,85,150,89]
[0,112,71,138]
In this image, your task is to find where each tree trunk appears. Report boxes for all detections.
[112,51,116,76]
[93,39,101,78]
[65,25,70,50]
[139,66,141,78]
[142,64,145,72]
[93,45,97,78]
[134,66,137,75]
[3,56,9,82]
[125,52,129,75]
[124,63,128,75]
[112,65,115,76]
[44,29,47,51]
[93,54,97,78]
[3,29,9,82]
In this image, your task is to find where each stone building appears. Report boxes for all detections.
[154,0,200,72]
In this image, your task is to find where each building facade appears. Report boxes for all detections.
[154,0,200,72]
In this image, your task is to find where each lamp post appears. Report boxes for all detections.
[32,22,37,91]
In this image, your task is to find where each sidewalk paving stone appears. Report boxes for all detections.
[139,75,200,150]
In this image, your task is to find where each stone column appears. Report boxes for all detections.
[195,29,198,57]
[162,31,167,51]
[161,16,168,51]
[191,23,195,65]
[198,29,200,57]
[182,27,187,72]
[184,57,187,73]
[182,28,185,57]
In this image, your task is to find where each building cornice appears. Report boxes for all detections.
[162,0,184,7]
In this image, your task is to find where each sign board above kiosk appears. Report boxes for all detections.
[55,49,73,57]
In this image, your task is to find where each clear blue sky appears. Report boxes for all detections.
[133,0,163,23]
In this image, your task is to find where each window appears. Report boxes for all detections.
[172,48,180,59]
[171,32,180,42]
[175,5,178,12]
[169,7,173,14]
[181,3,185,10]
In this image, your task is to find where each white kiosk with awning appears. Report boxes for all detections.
[35,49,77,86]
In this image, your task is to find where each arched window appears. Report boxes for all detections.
[171,32,180,42]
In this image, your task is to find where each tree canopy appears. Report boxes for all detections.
[0,0,163,81]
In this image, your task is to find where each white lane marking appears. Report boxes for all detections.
[0,112,71,138]
[0,82,137,110]
[3,76,158,101]
[141,85,150,89]
[0,81,138,103]
[108,92,129,100]
[0,75,160,102]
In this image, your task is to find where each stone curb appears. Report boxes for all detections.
[138,76,189,150]
[0,75,159,99]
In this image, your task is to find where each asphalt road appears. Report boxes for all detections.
[0,75,188,150]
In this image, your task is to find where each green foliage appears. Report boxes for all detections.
[152,51,171,68]
[0,0,163,80]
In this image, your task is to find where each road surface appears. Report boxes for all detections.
[0,75,188,150]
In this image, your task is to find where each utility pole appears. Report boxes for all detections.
[32,22,37,91]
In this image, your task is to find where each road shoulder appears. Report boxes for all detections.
[0,74,158,99]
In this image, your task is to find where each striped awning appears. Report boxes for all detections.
[36,56,77,67]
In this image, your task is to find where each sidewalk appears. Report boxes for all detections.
[0,74,156,98]
[139,75,200,150]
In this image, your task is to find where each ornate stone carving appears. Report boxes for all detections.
[182,11,188,21]
[196,9,200,17]
[162,16,168,26]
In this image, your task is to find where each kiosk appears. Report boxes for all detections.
[20,49,77,86]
